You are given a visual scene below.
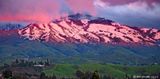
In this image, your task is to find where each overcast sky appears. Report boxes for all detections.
[0,0,160,28]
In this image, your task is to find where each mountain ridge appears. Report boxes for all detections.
[17,14,160,45]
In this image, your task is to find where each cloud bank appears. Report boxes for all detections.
[0,0,61,23]
[0,0,95,23]
[0,0,159,27]
[95,0,160,27]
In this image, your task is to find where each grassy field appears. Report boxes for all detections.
[43,64,160,79]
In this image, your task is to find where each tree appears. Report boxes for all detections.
[91,71,100,79]
[125,74,130,79]
[83,71,92,79]
[11,77,17,79]
[61,77,66,79]
[158,73,160,79]
[3,63,9,68]
[103,75,110,79]
[2,69,12,79]
[52,74,57,79]
[45,59,50,66]
[40,72,46,79]
[15,59,19,64]
[76,70,84,79]
[38,61,44,65]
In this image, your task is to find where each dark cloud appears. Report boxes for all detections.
[95,0,160,27]
[101,0,160,6]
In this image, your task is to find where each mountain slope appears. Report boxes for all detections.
[18,14,160,45]
[0,31,160,65]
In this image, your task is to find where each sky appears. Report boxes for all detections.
[0,0,160,28]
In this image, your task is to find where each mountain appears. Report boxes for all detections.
[18,14,160,45]
[0,14,160,65]
[0,23,25,30]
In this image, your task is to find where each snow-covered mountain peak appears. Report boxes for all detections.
[18,14,160,45]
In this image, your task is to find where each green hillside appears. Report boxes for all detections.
[1,35,160,65]
[44,64,160,79]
